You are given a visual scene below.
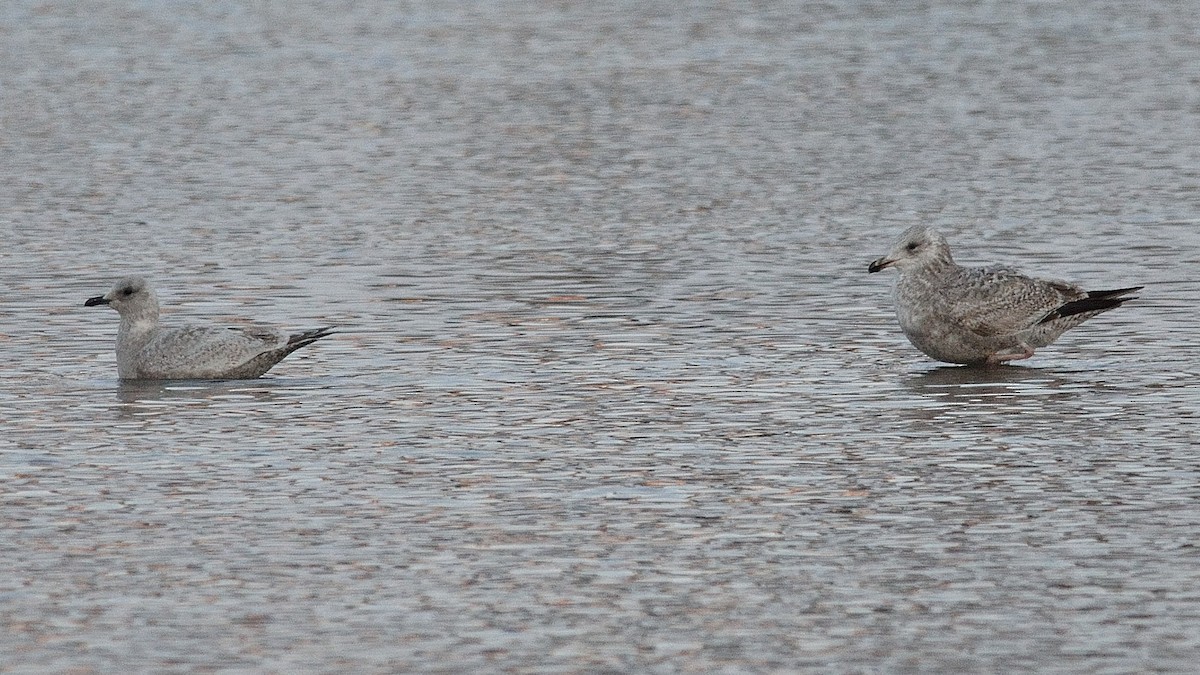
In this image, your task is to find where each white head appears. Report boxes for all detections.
[85,276,160,323]
[867,226,954,274]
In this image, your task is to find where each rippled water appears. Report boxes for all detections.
[3,0,1200,671]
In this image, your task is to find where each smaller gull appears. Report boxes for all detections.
[868,226,1141,366]
[85,276,334,380]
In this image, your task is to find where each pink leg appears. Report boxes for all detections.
[985,344,1035,365]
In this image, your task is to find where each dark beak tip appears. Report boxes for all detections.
[84,296,110,307]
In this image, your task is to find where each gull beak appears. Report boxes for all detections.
[85,295,111,307]
[867,257,894,273]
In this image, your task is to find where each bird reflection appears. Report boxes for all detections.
[113,378,306,416]
[904,364,1088,406]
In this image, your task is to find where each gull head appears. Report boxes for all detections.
[868,226,953,273]
[85,276,160,321]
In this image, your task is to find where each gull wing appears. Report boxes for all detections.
[136,326,287,379]
[947,267,1084,337]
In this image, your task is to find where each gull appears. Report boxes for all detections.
[868,226,1141,365]
[85,276,334,380]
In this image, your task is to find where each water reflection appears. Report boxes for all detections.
[113,378,330,415]
[908,363,1068,388]
[902,364,1091,415]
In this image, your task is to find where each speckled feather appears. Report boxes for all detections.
[869,227,1140,365]
[86,276,334,380]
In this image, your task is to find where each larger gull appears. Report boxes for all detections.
[85,276,334,380]
[868,226,1141,365]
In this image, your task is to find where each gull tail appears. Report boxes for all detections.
[287,326,337,350]
[231,326,336,379]
[1038,287,1142,324]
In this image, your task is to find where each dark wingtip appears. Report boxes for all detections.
[1085,286,1143,300]
[287,326,337,348]
[1038,291,1140,324]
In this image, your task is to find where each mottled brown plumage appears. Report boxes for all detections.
[86,276,335,380]
[868,227,1141,365]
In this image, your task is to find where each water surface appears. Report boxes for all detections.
[3,0,1199,671]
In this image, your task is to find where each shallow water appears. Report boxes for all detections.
[3,0,1200,671]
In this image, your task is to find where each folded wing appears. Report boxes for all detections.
[138,326,289,379]
[950,268,1084,337]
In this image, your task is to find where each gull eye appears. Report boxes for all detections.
[122,287,135,296]
[905,242,919,252]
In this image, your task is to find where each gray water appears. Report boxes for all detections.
[3,1,1199,672]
